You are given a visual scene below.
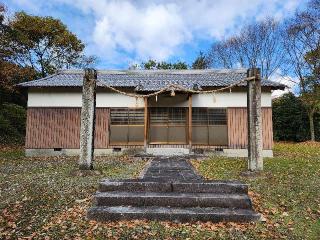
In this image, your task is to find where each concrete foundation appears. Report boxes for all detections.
[26,148,114,157]
[25,148,273,157]
[146,148,191,156]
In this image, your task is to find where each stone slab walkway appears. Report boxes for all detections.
[142,157,203,182]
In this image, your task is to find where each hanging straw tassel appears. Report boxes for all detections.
[213,92,216,103]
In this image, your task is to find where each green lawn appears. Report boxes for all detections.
[0,143,319,239]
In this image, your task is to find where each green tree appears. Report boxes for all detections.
[192,52,209,69]
[6,12,85,77]
[273,93,311,141]
[0,7,36,105]
[140,59,188,70]
[303,47,320,141]
[284,0,320,141]
[0,103,26,144]
[0,6,36,106]
[171,61,188,69]
[300,76,320,141]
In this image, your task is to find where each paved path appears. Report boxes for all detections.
[142,157,203,182]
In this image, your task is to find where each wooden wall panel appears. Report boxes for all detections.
[227,107,273,150]
[262,108,273,149]
[25,107,273,150]
[95,108,109,148]
[25,108,109,149]
[227,108,248,149]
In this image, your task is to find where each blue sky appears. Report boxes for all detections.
[4,0,306,70]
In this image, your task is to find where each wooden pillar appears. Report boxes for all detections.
[79,68,97,170]
[188,94,192,151]
[144,97,148,150]
[247,68,263,171]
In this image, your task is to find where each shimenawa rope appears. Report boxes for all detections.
[96,76,256,99]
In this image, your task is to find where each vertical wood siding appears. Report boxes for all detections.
[25,108,109,149]
[227,107,273,149]
[94,108,109,148]
[26,107,273,150]
[261,108,273,149]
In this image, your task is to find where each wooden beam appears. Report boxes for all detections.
[247,68,263,171]
[144,97,148,150]
[188,94,192,150]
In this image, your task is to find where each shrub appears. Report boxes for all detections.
[273,93,319,141]
[0,103,26,144]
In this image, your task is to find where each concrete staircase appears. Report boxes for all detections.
[87,179,261,222]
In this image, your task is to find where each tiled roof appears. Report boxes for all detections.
[18,69,285,90]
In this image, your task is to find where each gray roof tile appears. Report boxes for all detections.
[18,69,285,90]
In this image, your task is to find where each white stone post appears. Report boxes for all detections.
[79,68,97,170]
[247,68,263,171]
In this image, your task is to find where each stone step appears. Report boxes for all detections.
[99,179,248,194]
[87,206,261,222]
[94,191,252,209]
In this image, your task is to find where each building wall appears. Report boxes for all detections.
[27,89,145,108]
[28,88,272,108]
[26,88,274,151]
[25,108,109,149]
[192,92,272,107]
[227,107,273,150]
[25,107,273,150]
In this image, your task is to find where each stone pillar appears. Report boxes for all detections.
[79,68,97,170]
[247,68,263,171]
[188,94,192,151]
[144,97,148,151]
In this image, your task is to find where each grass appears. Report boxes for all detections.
[0,142,319,239]
[192,142,320,239]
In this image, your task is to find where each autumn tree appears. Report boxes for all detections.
[0,6,36,105]
[0,7,92,143]
[6,12,85,77]
[207,18,285,79]
[283,0,320,141]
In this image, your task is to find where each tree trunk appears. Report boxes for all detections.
[308,111,315,141]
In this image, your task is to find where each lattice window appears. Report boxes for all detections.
[191,108,228,146]
[150,107,186,125]
[150,108,168,125]
[128,109,144,125]
[192,108,208,125]
[168,108,186,125]
[192,108,227,125]
[109,108,144,145]
[110,108,144,125]
[208,108,227,125]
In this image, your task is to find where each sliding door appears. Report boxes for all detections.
[149,107,187,144]
[109,108,144,145]
[192,108,228,146]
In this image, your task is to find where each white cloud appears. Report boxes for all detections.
[270,69,299,98]
[7,0,302,67]
[66,0,301,64]
[91,1,190,61]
